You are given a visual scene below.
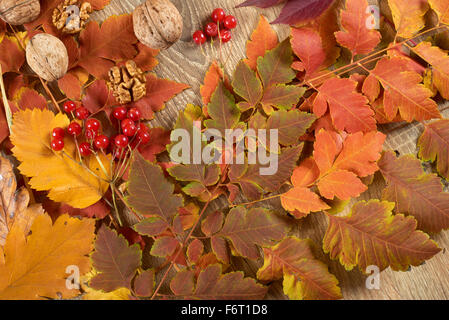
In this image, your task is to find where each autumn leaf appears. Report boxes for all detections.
[187,239,204,265]
[10,87,47,112]
[133,269,155,297]
[412,41,449,99]
[82,79,117,115]
[10,109,111,209]
[0,106,8,144]
[362,57,441,121]
[257,39,296,88]
[291,27,326,77]
[201,61,226,106]
[266,109,316,146]
[313,78,376,133]
[126,152,183,222]
[429,0,449,24]
[418,119,449,179]
[387,0,429,38]
[238,0,335,25]
[170,264,267,299]
[335,0,381,56]
[0,156,44,246]
[281,187,330,217]
[215,206,291,259]
[232,61,263,110]
[0,36,25,74]
[261,85,306,111]
[323,200,441,272]
[0,214,95,299]
[378,151,449,233]
[82,269,131,300]
[133,43,159,72]
[89,225,142,292]
[257,237,342,300]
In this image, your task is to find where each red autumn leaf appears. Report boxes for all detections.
[362,57,441,122]
[58,73,83,101]
[78,15,137,78]
[244,15,279,70]
[314,78,376,133]
[90,225,142,292]
[291,27,326,77]
[129,74,189,120]
[418,119,449,180]
[133,43,159,72]
[201,211,224,237]
[138,127,171,162]
[82,80,117,115]
[238,0,335,25]
[257,236,342,300]
[170,264,267,299]
[378,151,449,233]
[187,239,204,264]
[0,36,24,74]
[10,88,47,112]
[200,61,225,106]
[43,198,110,221]
[335,0,381,56]
[150,237,180,258]
[323,200,441,272]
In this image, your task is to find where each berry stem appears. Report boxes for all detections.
[110,184,123,227]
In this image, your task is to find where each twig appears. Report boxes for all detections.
[0,65,13,132]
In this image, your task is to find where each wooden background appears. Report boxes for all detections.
[91,0,449,299]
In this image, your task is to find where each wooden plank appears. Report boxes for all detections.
[93,0,449,300]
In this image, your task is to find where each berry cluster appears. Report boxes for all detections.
[193,8,237,45]
[50,101,151,158]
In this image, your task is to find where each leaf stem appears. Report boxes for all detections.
[0,65,13,133]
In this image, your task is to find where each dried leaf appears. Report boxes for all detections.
[291,27,326,77]
[257,237,342,300]
[429,0,449,24]
[281,187,330,217]
[170,264,267,299]
[232,61,263,110]
[151,237,180,258]
[133,269,155,297]
[0,214,95,299]
[388,0,429,38]
[323,200,441,272]
[11,109,111,209]
[418,119,449,179]
[335,0,381,56]
[201,61,225,106]
[0,36,24,74]
[187,239,204,264]
[90,225,142,292]
[261,85,306,111]
[216,206,290,259]
[378,151,449,233]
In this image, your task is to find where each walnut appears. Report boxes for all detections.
[52,0,92,34]
[107,61,147,105]
[0,0,40,25]
[26,33,69,82]
[133,0,183,50]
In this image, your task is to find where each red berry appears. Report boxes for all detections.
[138,123,148,132]
[212,8,226,23]
[51,139,64,151]
[113,107,127,120]
[123,123,137,137]
[223,15,237,29]
[114,134,129,148]
[127,108,141,121]
[86,118,101,133]
[138,130,151,144]
[63,101,76,113]
[52,127,65,139]
[193,30,206,45]
[94,135,110,149]
[219,29,232,43]
[67,122,82,136]
[79,142,92,157]
[121,119,135,130]
[205,22,218,37]
[75,107,90,120]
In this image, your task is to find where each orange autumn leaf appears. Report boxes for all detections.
[313,78,377,133]
[412,41,449,99]
[291,27,326,77]
[0,36,24,74]
[429,0,449,24]
[291,157,320,187]
[323,200,441,272]
[0,214,95,299]
[335,0,381,56]
[388,0,429,38]
[10,87,47,112]
[362,57,441,122]
[281,187,330,218]
[316,170,367,201]
[244,15,279,70]
[200,61,224,106]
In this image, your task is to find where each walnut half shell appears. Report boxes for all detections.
[0,0,40,25]
[133,0,183,50]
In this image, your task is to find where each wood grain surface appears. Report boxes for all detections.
[92,0,449,300]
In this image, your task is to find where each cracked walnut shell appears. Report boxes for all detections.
[108,61,147,105]
[0,0,40,25]
[133,0,183,50]
[52,0,92,34]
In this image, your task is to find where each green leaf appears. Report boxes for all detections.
[90,225,142,292]
[216,206,291,259]
[232,61,263,110]
[126,153,183,222]
[261,85,306,110]
[257,38,296,88]
[266,110,316,146]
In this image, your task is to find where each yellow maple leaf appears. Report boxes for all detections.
[0,214,95,299]
[10,109,111,209]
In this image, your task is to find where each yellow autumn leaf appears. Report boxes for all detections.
[81,270,131,300]
[388,0,429,38]
[0,214,95,299]
[0,156,44,246]
[10,108,111,209]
